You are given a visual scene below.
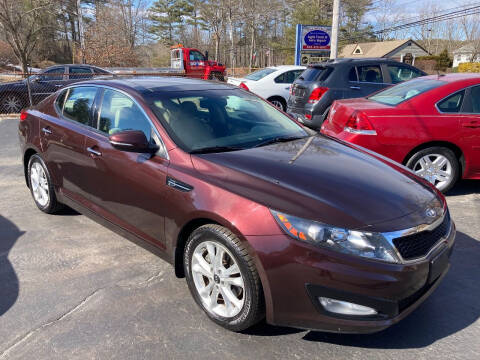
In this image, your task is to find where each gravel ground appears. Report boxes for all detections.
[1,117,479,360]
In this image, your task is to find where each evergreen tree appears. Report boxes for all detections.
[435,49,452,71]
[149,0,192,45]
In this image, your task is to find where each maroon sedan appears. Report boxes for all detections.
[321,74,480,193]
[19,78,455,333]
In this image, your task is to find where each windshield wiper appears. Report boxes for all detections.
[190,145,245,154]
[253,135,306,148]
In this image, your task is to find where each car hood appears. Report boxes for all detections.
[0,79,25,88]
[191,135,442,232]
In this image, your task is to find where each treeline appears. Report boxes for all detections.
[0,0,375,73]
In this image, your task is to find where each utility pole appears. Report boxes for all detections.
[330,0,340,59]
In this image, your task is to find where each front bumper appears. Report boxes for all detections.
[248,221,455,333]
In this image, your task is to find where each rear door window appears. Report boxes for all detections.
[437,91,465,113]
[357,65,383,83]
[274,70,303,84]
[40,67,64,81]
[387,65,423,84]
[63,87,97,125]
[348,67,358,82]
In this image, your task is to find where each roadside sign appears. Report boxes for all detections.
[295,25,332,65]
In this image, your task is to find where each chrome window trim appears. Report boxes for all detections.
[109,140,134,147]
[58,83,170,160]
[381,210,452,264]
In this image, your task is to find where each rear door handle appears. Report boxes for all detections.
[87,147,102,156]
[463,121,480,128]
[41,127,52,134]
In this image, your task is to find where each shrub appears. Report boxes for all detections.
[458,62,480,73]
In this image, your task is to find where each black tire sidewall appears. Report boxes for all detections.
[406,146,460,193]
[28,154,57,213]
[184,226,259,331]
[269,97,287,112]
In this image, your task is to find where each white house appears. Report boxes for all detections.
[453,44,480,68]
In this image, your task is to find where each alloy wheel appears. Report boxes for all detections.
[30,162,49,207]
[413,154,453,191]
[3,95,22,113]
[270,99,285,111]
[191,240,245,318]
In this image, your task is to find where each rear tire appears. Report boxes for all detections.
[406,146,460,193]
[28,154,63,213]
[268,97,287,112]
[184,224,264,331]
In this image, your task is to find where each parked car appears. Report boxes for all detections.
[287,58,426,129]
[321,73,480,193]
[19,77,455,333]
[227,65,306,110]
[0,64,112,113]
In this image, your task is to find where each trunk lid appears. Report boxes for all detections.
[327,98,394,134]
[288,65,333,111]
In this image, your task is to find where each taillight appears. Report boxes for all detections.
[307,87,328,104]
[20,110,28,121]
[239,82,249,91]
[305,114,312,120]
[344,111,376,135]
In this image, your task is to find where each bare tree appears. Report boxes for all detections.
[0,0,53,74]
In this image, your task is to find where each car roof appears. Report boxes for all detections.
[310,57,414,66]
[271,65,306,70]
[421,73,480,83]
[74,77,237,94]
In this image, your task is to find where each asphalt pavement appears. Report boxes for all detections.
[0,117,479,360]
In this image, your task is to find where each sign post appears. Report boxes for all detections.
[295,25,332,66]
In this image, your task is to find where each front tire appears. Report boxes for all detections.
[2,94,23,114]
[184,224,264,331]
[28,154,63,213]
[406,146,460,193]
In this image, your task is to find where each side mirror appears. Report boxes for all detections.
[109,130,159,154]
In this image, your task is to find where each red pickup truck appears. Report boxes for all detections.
[170,45,226,81]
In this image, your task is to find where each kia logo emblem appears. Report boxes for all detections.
[426,208,437,218]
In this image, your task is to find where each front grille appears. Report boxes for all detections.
[393,212,451,260]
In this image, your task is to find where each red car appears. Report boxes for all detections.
[321,74,480,192]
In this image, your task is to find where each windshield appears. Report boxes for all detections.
[245,68,276,81]
[369,78,446,106]
[146,89,308,153]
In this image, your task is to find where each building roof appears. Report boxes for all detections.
[453,43,476,54]
[339,39,426,58]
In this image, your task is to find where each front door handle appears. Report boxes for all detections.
[350,86,361,90]
[41,127,52,134]
[87,147,102,156]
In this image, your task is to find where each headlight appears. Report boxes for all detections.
[271,210,400,263]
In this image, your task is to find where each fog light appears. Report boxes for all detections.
[319,297,377,316]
